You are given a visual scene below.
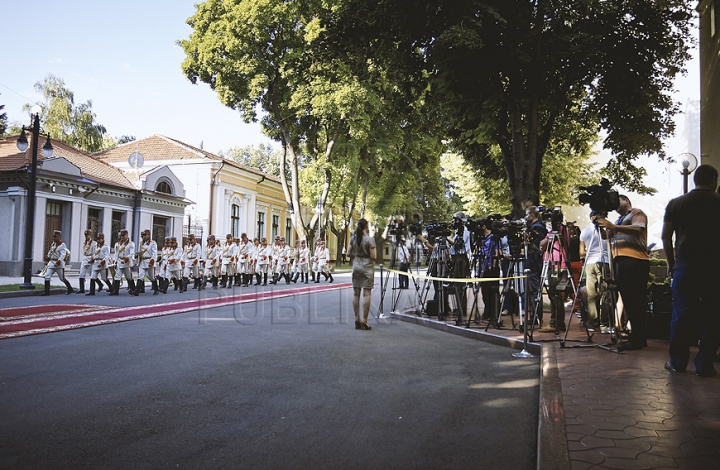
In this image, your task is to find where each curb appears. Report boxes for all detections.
[390,311,570,470]
[0,288,68,299]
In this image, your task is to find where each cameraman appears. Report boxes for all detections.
[597,195,649,351]
[449,212,471,317]
[525,206,549,329]
[579,211,611,332]
[477,219,502,323]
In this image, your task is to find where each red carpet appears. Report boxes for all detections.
[0,283,350,340]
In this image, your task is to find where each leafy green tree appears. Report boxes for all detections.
[220,144,284,178]
[0,94,7,137]
[332,0,694,215]
[23,75,107,153]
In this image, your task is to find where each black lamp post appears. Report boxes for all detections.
[16,110,53,289]
[677,153,698,194]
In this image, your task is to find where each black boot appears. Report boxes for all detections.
[86,279,96,296]
[263,273,268,286]
[75,278,85,294]
[105,280,113,292]
[255,273,261,285]
[292,272,299,283]
[192,277,199,289]
[173,278,179,291]
[234,274,242,286]
[95,279,104,293]
[152,279,159,295]
[109,280,120,296]
[136,279,145,294]
[40,280,51,296]
[64,279,74,295]
[182,277,189,293]
[328,273,334,283]
[311,271,316,282]
[322,272,329,281]
[220,274,227,288]
[128,279,138,296]
[304,273,308,284]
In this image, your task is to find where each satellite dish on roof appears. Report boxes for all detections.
[128,152,144,169]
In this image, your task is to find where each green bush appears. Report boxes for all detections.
[649,258,668,266]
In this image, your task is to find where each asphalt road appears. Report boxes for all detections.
[0,274,539,469]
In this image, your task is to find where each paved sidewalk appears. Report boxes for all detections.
[392,306,720,470]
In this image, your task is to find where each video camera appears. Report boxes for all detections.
[424,222,451,238]
[578,177,620,212]
[539,205,564,232]
[387,219,406,236]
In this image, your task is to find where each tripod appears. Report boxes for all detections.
[466,233,503,329]
[417,235,455,320]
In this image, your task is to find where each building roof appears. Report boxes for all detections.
[93,134,282,184]
[0,135,135,189]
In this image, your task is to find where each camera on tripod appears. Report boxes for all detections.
[578,177,620,212]
[387,219,406,236]
[539,205,564,232]
[424,222,451,238]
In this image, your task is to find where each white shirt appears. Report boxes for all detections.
[579,225,609,264]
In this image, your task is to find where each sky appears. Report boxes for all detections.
[0,0,274,155]
[0,1,701,239]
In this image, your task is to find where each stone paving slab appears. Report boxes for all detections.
[392,308,720,470]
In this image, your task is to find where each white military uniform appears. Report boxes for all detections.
[90,242,111,283]
[79,238,96,280]
[137,238,158,282]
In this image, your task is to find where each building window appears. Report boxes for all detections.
[46,202,62,216]
[156,180,172,194]
[153,216,168,243]
[111,211,124,246]
[87,208,101,238]
[257,212,265,240]
[272,215,279,239]
[285,218,292,243]
[231,204,240,238]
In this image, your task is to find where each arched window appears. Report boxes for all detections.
[156,180,172,194]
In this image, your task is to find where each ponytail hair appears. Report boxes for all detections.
[355,219,368,249]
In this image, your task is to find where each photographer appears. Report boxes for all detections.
[539,226,569,333]
[524,206,549,328]
[477,219,502,323]
[449,212,471,317]
[397,242,411,289]
[579,211,610,332]
[597,195,650,351]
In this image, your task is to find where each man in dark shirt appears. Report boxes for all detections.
[661,164,720,377]
[524,206,548,331]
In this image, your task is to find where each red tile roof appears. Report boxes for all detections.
[94,135,282,183]
[0,135,134,189]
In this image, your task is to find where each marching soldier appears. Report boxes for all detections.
[294,239,310,283]
[250,237,261,286]
[136,229,158,295]
[311,238,322,282]
[277,237,291,284]
[42,230,74,295]
[220,234,234,288]
[202,235,220,289]
[76,229,97,294]
[237,233,251,287]
[87,233,111,295]
[230,237,240,287]
[111,228,138,296]
[315,239,334,283]
[183,234,201,292]
[168,237,184,292]
[257,237,272,286]
[158,236,172,294]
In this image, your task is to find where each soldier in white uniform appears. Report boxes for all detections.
[220,234,234,288]
[136,229,158,295]
[237,233,251,287]
[276,237,292,284]
[294,239,310,283]
[183,233,202,292]
[75,230,97,294]
[87,233,111,295]
[249,237,260,286]
[311,238,323,282]
[168,237,184,292]
[110,229,138,296]
[42,230,74,295]
[202,235,220,289]
[314,239,334,283]
[256,238,272,286]
[157,236,171,294]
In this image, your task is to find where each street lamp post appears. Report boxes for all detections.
[16,109,53,289]
[677,153,698,194]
